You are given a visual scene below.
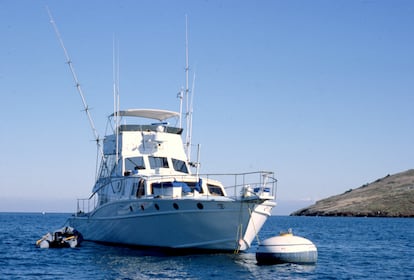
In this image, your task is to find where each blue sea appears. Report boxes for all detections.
[0,213,412,279]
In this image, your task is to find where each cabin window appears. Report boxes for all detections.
[136,179,145,198]
[186,181,203,193]
[152,181,202,194]
[131,182,138,196]
[172,158,189,174]
[125,156,145,174]
[208,184,224,196]
[149,156,169,169]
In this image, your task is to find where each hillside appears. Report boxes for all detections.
[291,169,414,217]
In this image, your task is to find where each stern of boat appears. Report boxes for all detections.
[220,171,277,252]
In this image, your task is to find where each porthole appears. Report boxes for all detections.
[173,203,179,210]
[155,203,160,210]
[197,203,204,210]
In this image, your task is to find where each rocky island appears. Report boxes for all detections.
[291,169,414,217]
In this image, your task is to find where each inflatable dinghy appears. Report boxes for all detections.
[36,226,83,248]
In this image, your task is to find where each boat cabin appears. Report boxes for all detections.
[92,109,227,205]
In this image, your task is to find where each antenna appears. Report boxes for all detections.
[47,7,103,175]
[177,88,183,129]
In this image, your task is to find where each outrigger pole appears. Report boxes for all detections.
[113,36,120,165]
[184,14,193,162]
[46,7,103,176]
[181,15,199,173]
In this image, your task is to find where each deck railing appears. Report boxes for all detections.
[202,171,277,200]
[75,195,97,216]
[74,171,277,215]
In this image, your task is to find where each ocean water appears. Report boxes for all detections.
[0,213,412,279]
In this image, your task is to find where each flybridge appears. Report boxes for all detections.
[104,109,186,160]
[48,8,196,171]
[109,109,183,134]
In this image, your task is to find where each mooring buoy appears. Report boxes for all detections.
[256,229,317,265]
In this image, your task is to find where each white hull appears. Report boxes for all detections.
[69,198,275,251]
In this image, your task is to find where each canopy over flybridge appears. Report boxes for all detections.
[111,109,180,121]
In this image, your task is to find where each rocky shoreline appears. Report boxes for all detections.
[290,169,414,217]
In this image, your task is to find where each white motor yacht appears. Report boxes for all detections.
[68,109,277,252]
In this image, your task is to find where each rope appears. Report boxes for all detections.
[233,224,243,254]
[234,197,245,254]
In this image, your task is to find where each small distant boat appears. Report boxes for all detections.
[36,226,83,248]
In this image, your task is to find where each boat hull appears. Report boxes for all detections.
[68,198,275,251]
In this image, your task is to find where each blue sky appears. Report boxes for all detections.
[1,0,413,214]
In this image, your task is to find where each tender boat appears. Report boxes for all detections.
[68,109,277,252]
[36,226,83,248]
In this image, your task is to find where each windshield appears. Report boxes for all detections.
[172,158,189,174]
[125,156,145,171]
[149,156,169,169]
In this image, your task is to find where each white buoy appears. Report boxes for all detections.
[256,229,317,265]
